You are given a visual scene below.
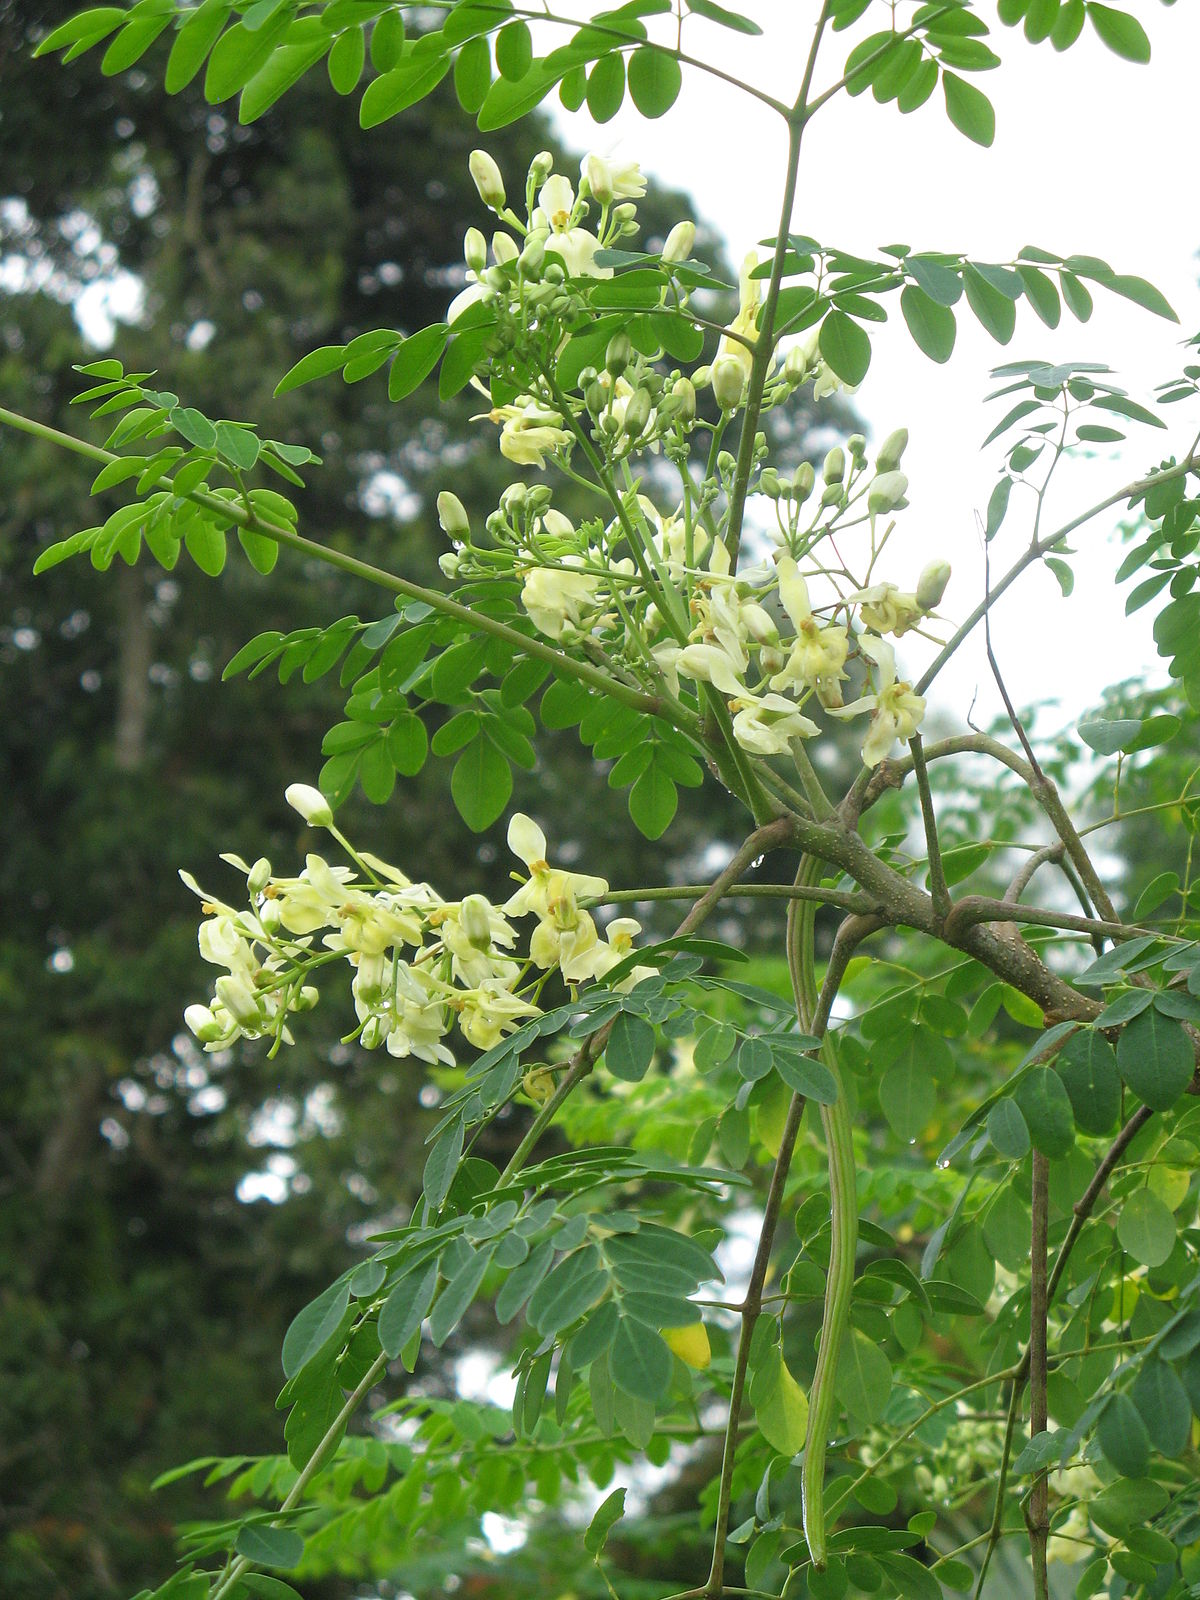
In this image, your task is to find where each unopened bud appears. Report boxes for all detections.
[823,446,845,485]
[469,149,506,210]
[613,202,637,223]
[623,388,653,441]
[848,433,866,462]
[541,508,574,538]
[876,427,909,472]
[711,353,745,411]
[529,150,554,185]
[793,461,816,502]
[758,467,783,499]
[671,376,696,421]
[491,231,518,266]
[361,1015,388,1050]
[692,364,712,390]
[606,331,632,376]
[437,490,470,538]
[916,559,951,610]
[500,482,528,514]
[215,974,262,1028]
[519,235,545,277]
[742,603,779,646]
[783,344,810,384]
[295,985,319,1012]
[662,220,696,264]
[439,551,461,578]
[460,893,493,950]
[867,470,909,516]
[463,227,487,275]
[247,857,272,896]
[356,952,387,1004]
[585,380,607,414]
[285,783,333,828]
[185,1004,224,1044]
[260,898,282,934]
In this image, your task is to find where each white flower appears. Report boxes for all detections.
[677,641,746,698]
[538,174,576,229]
[582,153,646,202]
[503,813,608,919]
[520,557,600,639]
[849,581,923,638]
[730,691,820,755]
[715,251,763,389]
[828,635,926,766]
[768,555,849,706]
[475,395,573,469]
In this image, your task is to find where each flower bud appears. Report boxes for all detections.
[848,432,867,462]
[711,353,745,411]
[463,227,487,275]
[285,783,333,828]
[247,857,272,896]
[671,375,696,421]
[867,470,908,516]
[793,461,815,502]
[613,202,638,222]
[823,446,845,485]
[783,344,809,384]
[518,235,545,276]
[661,220,696,264]
[916,559,951,610]
[185,1003,224,1044]
[460,893,493,950]
[876,427,909,473]
[437,490,470,539]
[623,387,653,441]
[582,152,613,203]
[605,331,632,376]
[585,379,607,414]
[488,235,517,272]
[295,985,319,1012]
[215,973,262,1029]
[356,951,387,1003]
[758,467,783,499]
[439,551,462,578]
[483,265,509,291]
[529,150,554,185]
[260,898,282,933]
[691,364,711,390]
[741,603,779,646]
[541,508,574,538]
[360,1015,389,1050]
[469,149,505,210]
[500,482,528,514]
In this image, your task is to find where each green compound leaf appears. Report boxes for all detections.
[1117,1007,1193,1111]
[585,1487,627,1556]
[1086,3,1150,63]
[834,1326,892,1423]
[900,285,956,362]
[234,1525,305,1570]
[1056,1029,1120,1135]
[942,70,995,145]
[819,308,872,385]
[611,1316,673,1401]
[606,1011,656,1082]
[627,44,682,116]
[1015,1065,1075,1157]
[1097,1391,1151,1478]
[1117,1188,1176,1268]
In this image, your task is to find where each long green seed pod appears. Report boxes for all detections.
[788,857,858,1572]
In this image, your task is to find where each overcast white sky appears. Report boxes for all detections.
[547,0,1200,735]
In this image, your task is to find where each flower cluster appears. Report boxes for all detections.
[182,787,648,1060]
[433,146,955,769]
